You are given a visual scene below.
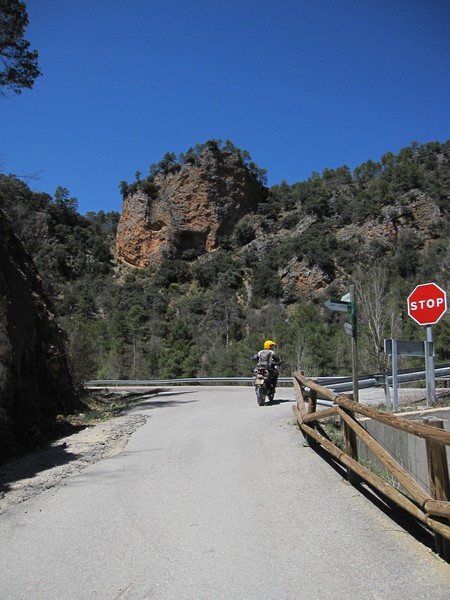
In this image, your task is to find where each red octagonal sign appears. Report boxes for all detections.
[407,283,447,326]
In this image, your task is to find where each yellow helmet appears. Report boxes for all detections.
[264,340,277,350]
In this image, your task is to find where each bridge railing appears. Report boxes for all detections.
[292,371,450,560]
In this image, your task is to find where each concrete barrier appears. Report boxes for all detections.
[357,407,450,494]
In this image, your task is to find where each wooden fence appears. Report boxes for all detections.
[292,371,450,560]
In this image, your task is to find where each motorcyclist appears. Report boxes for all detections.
[253,340,282,391]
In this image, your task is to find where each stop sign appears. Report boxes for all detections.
[407,283,447,326]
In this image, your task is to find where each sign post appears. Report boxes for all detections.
[384,339,427,411]
[407,283,447,406]
[325,286,358,401]
[349,286,358,402]
[425,328,435,405]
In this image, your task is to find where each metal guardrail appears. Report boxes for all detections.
[85,366,450,391]
[85,376,295,387]
[320,367,450,394]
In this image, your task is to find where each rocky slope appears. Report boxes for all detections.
[0,210,80,461]
[116,146,267,267]
[115,142,450,306]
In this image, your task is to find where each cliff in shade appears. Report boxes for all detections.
[116,146,267,267]
[0,210,80,461]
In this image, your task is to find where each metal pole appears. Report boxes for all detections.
[350,285,359,402]
[392,339,398,411]
[384,373,392,409]
[425,326,436,406]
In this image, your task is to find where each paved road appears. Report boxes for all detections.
[1,386,449,599]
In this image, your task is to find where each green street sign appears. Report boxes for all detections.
[324,299,352,313]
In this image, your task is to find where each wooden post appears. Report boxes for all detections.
[304,389,318,447]
[424,417,450,560]
[342,393,360,486]
[308,388,317,415]
[293,371,307,419]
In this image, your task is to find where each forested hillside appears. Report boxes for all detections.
[1,140,449,383]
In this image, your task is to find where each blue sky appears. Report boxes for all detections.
[1,0,449,215]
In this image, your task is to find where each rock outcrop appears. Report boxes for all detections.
[0,210,80,461]
[116,147,267,267]
[335,189,442,248]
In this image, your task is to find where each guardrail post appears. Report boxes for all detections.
[342,394,360,486]
[424,416,450,560]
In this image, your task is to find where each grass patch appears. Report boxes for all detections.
[318,416,417,501]
[321,417,345,450]
[68,389,160,427]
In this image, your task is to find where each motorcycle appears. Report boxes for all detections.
[254,366,276,406]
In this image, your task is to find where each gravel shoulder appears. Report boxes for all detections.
[0,401,147,515]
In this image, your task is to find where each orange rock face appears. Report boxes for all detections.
[116,149,266,267]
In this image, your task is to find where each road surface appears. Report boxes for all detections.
[1,386,449,599]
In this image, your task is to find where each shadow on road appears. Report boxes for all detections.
[266,398,295,405]
[128,388,199,410]
[132,398,198,410]
[0,443,81,497]
[146,389,198,399]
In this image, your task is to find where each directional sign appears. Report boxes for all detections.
[407,283,447,326]
[324,299,352,313]
[344,322,354,337]
[384,339,429,357]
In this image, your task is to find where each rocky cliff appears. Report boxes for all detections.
[115,142,449,303]
[0,210,80,461]
[116,146,267,267]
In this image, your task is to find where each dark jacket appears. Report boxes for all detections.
[253,349,281,370]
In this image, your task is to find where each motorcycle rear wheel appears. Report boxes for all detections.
[256,386,266,406]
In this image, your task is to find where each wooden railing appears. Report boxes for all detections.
[292,371,450,560]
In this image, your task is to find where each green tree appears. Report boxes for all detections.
[0,0,41,95]
[68,318,101,383]
[251,261,281,305]
[160,319,200,378]
[53,186,78,212]
[353,266,401,372]
[125,305,148,379]
[278,302,337,376]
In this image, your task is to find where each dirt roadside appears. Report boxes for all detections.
[0,393,149,515]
